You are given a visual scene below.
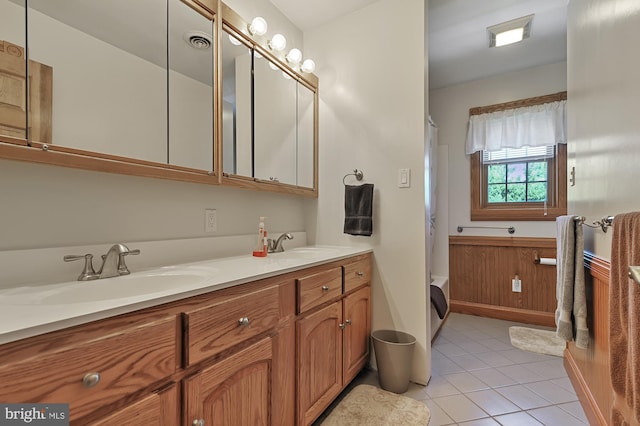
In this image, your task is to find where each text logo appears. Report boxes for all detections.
[0,404,68,426]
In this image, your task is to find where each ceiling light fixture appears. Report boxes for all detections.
[487,14,534,48]
[268,34,286,52]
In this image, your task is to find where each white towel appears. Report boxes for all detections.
[555,215,589,349]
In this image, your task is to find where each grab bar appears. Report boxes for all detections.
[457,225,515,234]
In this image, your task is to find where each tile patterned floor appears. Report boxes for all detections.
[321,313,590,425]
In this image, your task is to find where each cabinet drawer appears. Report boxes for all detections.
[0,315,178,421]
[344,256,371,293]
[297,267,342,313]
[185,284,280,365]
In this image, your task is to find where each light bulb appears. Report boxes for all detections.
[228,34,241,46]
[254,50,263,59]
[282,71,292,80]
[248,17,267,36]
[269,62,279,71]
[268,34,286,52]
[286,48,302,65]
[301,58,316,73]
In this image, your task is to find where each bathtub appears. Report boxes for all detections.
[430,275,449,340]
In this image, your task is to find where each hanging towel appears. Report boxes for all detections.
[344,184,374,236]
[610,212,640,425]
[555,215,589,349]
[430,285,448,320]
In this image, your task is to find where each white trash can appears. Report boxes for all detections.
[371,329,416,393]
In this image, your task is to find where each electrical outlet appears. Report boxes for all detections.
[512,277,522,293]
[205,209,217,233]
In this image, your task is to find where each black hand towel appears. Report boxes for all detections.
[430,284,448,320]
[344,183,374,236]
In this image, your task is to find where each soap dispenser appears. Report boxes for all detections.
[252,217,267,257]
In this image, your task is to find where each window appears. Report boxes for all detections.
[471,144,566,220]
[467,93,567,221]
[485,146,553,203]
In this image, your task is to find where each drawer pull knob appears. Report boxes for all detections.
[238,317,250,327]
[356,271,364,277]
[346,319,352,325]
[192,420,205,426]
[339,323,345,330]
[322,285,329,292]
[82,372,101,388]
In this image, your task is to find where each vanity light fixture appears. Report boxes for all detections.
[248,17,268,36]
[228,34,242,46]
[488,14,533,47]
[285,48,302,65]
[301,58,316,73]
[268,33,287,52]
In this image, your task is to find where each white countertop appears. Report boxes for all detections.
[0,245,371,344]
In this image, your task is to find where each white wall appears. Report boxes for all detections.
[0,159,306,251]
[567,0,640,260]
[429,61,567,271]
[303,0,429,384]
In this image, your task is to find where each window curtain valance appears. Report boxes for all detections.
[465,99,567,155]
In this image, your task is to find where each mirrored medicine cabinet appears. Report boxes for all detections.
[0,0,318,196]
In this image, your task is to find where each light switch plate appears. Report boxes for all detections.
[398,168,411,188]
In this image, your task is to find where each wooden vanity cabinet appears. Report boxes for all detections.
[342,285,371,385]
[0,312,179,423]
[0,253,370,426]
[297,301,344,426]
[296,254,372,426]
[184,337,273,426]
[89,383,180,426]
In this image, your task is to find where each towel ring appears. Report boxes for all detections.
[343,169,364,185]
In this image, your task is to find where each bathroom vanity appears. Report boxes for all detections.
[0,248,371,426]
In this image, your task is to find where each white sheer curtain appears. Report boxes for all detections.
[465,100,567,155]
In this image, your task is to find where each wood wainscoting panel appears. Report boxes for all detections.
[449,236,557,321]
[565,252,611,425]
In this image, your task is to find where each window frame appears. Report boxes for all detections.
[470,143,567,221]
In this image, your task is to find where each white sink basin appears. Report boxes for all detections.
[281,247,343,259]
[1,271,212,305]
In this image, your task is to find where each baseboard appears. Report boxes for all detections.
[564,348,608,425]
[450,300,555,327]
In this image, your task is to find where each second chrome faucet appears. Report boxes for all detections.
[267,233,293,253]
[64,243,140,281]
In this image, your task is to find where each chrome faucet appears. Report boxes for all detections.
[267,233,293,253]
[64,244,140,281]
[99,244,140,278]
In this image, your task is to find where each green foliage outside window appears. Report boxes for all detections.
[487,161,548,203]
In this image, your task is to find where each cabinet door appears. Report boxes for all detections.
[343,286,371,385]
[89,383,179,426]
[184,337,272,426]
[296,301,343,426]
[0,40,52,143]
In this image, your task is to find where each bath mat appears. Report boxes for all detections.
[320,384,430,426]
[509,326,566,357]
